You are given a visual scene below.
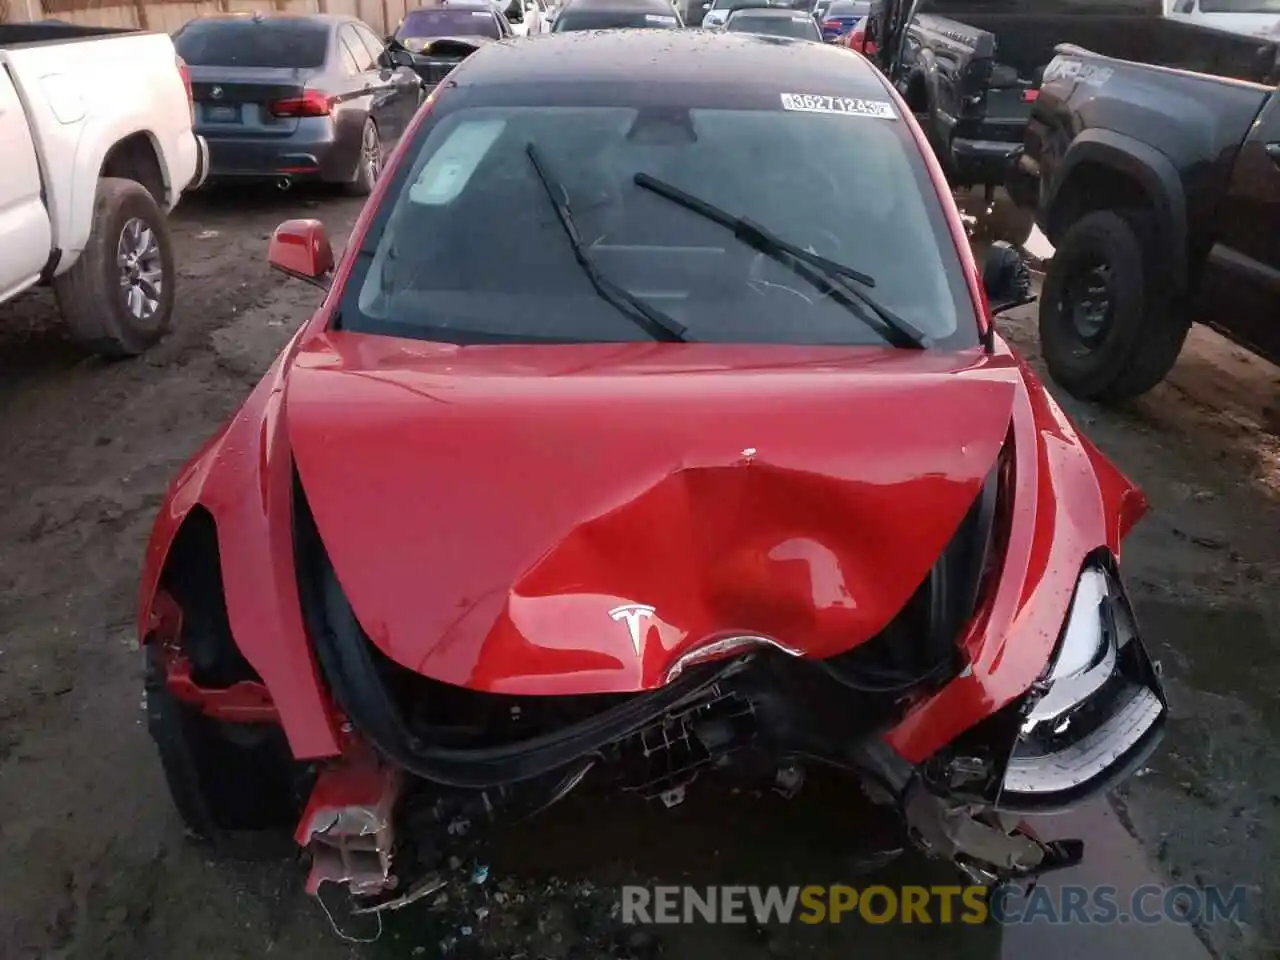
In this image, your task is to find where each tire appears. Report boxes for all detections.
[53,177,175,358]
[1038,208,1190,403]
[144,645,305,858]
[344,119,382,197]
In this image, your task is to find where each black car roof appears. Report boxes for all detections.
[453,29,887,92]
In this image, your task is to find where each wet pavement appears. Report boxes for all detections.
[1,185,1278,960]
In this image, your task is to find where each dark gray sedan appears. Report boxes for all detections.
[386,1,511,88]
[174,12,425,194]
[723,6,823,38]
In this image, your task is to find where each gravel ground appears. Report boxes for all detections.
[1,186,1278,960]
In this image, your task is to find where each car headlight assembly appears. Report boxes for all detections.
[997,560,1166,812]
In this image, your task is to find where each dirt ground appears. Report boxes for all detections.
[1,187,1278,960]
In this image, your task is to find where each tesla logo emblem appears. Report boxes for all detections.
[609,604,655,655]
[210,86,224,99]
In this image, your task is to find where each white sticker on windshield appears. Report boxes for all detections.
[791,13,811,20]
[645,13,678,22]
[471,9,491,14]
[779,93,897,119]
[408,118,506,206]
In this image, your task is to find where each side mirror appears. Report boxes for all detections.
[385,47,414,67]
[982,241,1035,317]
[268,219,334,290]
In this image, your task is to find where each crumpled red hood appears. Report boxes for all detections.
[286,334,1020,695]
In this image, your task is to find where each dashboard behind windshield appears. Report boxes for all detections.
[337,82,979,349]
[553,9,681,29]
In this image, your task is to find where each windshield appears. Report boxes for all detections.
[173,19,329,68]
[727,12,822,36]
[553,8,680,28]
[825,0,867,15]
[337,85,978,348]
[397,8,501,40]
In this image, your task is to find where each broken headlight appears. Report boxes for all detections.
[997,560,1166,812]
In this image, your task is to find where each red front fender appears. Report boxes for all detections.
[883,346,1146,762]
[137,328,342,760]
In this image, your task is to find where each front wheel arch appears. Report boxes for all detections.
[1044,132,1189,295]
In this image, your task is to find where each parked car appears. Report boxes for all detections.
[1024,47,1280,402]
[818,0,869,40]
[173,12,424,194]
[1164,0,1280,39]
[1,20,206,357]
[552,0,683,30]
[139,28,1164,919]
[724,5,824,37]
[857,0,1280,244]
[700,0,786,28]
[387,1,512,88]
[841,10,879,53]
[498,0,553,34]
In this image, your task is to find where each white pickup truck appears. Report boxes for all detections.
[1163,0,1280,39]
[1,21,208,357]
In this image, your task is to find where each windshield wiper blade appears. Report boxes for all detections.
[525,143,687,343]
[633,172,928,349]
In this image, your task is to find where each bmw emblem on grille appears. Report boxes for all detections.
[211,85,224,99]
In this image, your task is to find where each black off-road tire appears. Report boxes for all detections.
[345,119,382,197]
[143,645,304,859]
[53,176,175,358]
[1039,208,1191,403]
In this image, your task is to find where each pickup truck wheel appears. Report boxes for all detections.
[1038,209,1190,403]
[53,177,175,358]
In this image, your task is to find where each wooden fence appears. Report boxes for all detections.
[1,0,413,39]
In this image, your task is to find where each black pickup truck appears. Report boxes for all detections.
[1022,48,1280,402]
[860,0,1280,241]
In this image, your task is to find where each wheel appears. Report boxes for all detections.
[345,119,382,197]
[53,177,175,358]
[1038,208,1190,403]
[143,645,305,857]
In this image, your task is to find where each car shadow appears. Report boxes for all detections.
[175,181,355,221]
[359,768,1007,959]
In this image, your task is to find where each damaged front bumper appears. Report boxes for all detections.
[292,552,1163,909]
[913,558,1166,818]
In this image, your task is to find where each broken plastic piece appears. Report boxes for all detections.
[297,752,401,898]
